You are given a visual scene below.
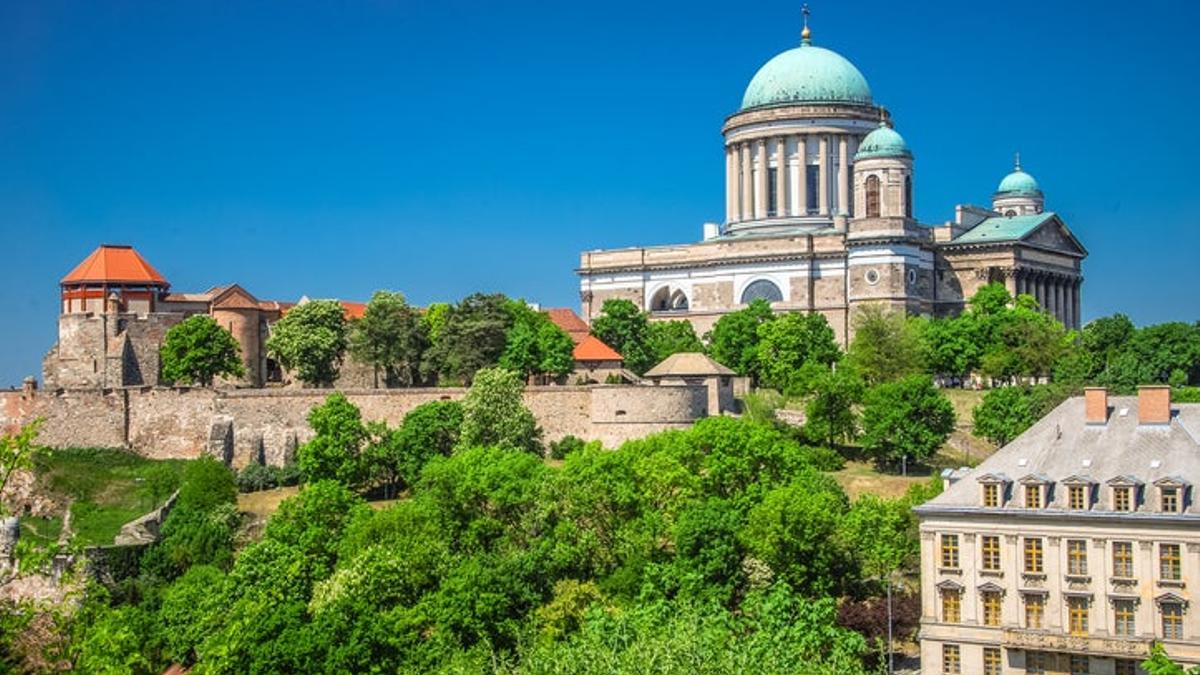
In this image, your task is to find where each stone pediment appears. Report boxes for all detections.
[1021,216,1087,256]
[211,284,260,311]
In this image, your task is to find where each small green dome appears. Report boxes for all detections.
[855,124,911,160]
[741,42,873,110]
[996,168,1041,196]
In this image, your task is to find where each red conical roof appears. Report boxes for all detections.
[61,245,169,287]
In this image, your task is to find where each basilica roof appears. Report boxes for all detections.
[854,124,911,160]
[996,168,1042,197]
[740,40,872,110]
[951,213,1056,244]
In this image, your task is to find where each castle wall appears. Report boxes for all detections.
[3,384,709,468]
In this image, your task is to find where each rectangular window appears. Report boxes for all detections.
[1161,544,1182,581]
[983,647,1002,675]
[1163,602,1184,640]
[1115,660,1137,675]
[1025,484,1042,508]
[983,483,1000,507]
[1114,599,1136,637]
[1069,485,1088,510]
[1114,486,1132,511]
[941,589,961,623]
[1024,538,1044,573]
[1026,650,1047,675]
[767,167,779,217]
[942,644,961,674]
[1070,655,1089,675]
[981,535,1001,571]
[1067,540,1088,576]
[1024,594,1045,629]
[941,534,960,569]
[983,591,1002,626]
[1069,597,1089,636]
[1113,541,1134,578]
[805,164,818,214]
[1162,487,1179,513]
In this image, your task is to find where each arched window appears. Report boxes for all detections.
[865,175,881,218]
[650,286,689,312]
[740,279,783,304]
[904,176,913,218]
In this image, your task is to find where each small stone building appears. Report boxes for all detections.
[643,352,736,416]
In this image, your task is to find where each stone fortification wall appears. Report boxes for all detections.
[4,384,709,467]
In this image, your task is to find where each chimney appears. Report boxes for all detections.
[1084,387,1108,424]
[1138,385,1171,425]
[21,376,36,399]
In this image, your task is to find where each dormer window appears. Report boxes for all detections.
[1107,476,1144,512]
[1154,477,1189,514]
[1062,475,1096,511]
[1019,474,1050,509]
[1025,484,1042,509]
[984,483,1000,507]
[977,474,1009,508]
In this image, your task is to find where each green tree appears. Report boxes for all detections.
[707,299,774,380]
[499,301,575,380]
[297,393,369,486]
[647,320,704,364]
[459,367,542,453]
[0,420,44,517]
[839,494,917,579]
[589,299,655,375]
[739,469,851,596]
[160,315,246,386]
[756,312,841,394]
[347,290,429,387]
[847,304,923,384]
[363,400,463,497]
[1143,642,1200,675]
[424,293,513,384]
[803,365,864,449]
[972,386,1037,446]
[266,299,348,387]
[917,315,981,378]
[536,320,576,378]
[860,375,956,465]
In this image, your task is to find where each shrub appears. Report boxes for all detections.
[237,463,303,493]
[549,435,587,460]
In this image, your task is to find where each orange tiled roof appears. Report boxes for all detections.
[61,245,169,287]
[573,335,622,362]
[544,308,591,344]
[341,301,367,320]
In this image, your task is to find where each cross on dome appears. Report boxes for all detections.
[801,4,812,44]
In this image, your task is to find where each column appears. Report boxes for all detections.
[1035,275,1045,309]
[796,135,808,216]
[1073,280,1082,329]
[774,136,787,218]
[754,139,768,220]
[740,143,752,222]
[789,135,803,217]
[818,135,829,216]
[1051,279,1061,322]
[725,146,735,223]
[837,135,849,216]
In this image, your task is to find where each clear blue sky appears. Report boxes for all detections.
[2,0,1198,386]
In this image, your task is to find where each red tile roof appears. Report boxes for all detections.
[573,335,622,362]
[340,301,367,320]
[544,308,591,344]
[61,245,169,287]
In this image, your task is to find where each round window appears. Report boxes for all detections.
[907,269,918,285]
[864,269,881,285]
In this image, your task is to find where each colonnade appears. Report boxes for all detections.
[725,133,855,224]
[1016,270,1082,329]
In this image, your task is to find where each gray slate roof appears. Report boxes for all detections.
[919,395,1200,515]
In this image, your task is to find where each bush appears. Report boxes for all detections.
[237,463,302,493]
[549,435,587,460]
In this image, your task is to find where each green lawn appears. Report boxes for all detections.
[31,448,191,547]
[18,515,63,547]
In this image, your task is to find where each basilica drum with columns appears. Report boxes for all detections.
[576,21,1086,345]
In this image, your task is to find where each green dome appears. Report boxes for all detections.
[855,124,911,160]
[996,168,1041,196]
[741,42,873,110]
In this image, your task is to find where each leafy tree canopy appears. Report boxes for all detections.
[647,320,704,365]
[860,375,956,465]
[424,293,513,384]
[589,299,655,376]
[160,315,246,386]
[348,290,428,387]
[266,299,348,387]
[756,312,841,394]
[459,367,542,454]
[847,305,923,384]
[706,299,774,379]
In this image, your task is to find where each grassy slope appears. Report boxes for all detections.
[31,449,190,546]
